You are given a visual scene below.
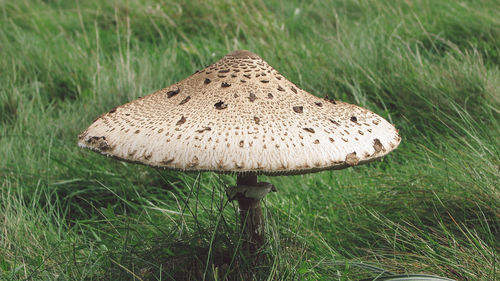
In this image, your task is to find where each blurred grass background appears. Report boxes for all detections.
[0,0,499,280]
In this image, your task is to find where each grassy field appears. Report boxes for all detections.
[1,0,499,280]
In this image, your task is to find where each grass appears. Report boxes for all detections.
[0,0,499,280]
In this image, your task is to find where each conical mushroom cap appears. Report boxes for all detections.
[78,50,401,175]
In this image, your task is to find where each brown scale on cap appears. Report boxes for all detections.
[293,106,303,113]
[345,152,359,166]
[166,88,180,98]
[176,116,186,126]
[78,50,401,175]
[373,138,384,153]
[179,96,191,105]
[248,93,257,102]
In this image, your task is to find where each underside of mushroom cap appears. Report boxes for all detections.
[78,50,401,176]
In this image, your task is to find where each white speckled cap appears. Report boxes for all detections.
[78,50,401,175]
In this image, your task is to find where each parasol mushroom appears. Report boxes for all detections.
[78,50,401,252]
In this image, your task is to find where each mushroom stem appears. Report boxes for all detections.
[227,174,276,253]
[237,173,258,186]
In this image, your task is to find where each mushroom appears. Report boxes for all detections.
[78,50,401,252]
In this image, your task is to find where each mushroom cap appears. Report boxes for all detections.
[78,50,401,175]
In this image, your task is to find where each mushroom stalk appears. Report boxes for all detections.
[227,174,276,253]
